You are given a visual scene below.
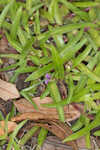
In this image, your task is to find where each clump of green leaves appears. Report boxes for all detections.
[1,0,100,149]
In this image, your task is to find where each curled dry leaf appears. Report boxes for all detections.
[0,121,17,136]
[0,79,20,101]
[14,97,81,121]
[34,120,78,150]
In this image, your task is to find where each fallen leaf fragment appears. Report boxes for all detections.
[43,136,74,150]
[34,120,78,150]
[14,97,81,121]
[42,136,95,150]
[0,79,20,101]
[0,36,8,54]
[11,112,61,121]
[0,121,17,136]
[77,136,95,149]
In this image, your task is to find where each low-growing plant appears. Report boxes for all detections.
[1,0,100,149]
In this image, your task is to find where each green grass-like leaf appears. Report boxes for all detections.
[48,81,65,122]
[10,6,22,39]
[0,0,14,28]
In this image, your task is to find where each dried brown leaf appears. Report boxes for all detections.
[11,112,61,121]
[0,121,17,136]
[77,136,95,149]
[34,120,78,150]
[14,97,81,121]
[0,36,8,54]
[0,79,20,101]
[42,136,95,150]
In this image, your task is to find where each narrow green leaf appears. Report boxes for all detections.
[72,44,92,68]
[72,2,99,7]
[75,74,87,94]
[71,115,86,132]
[48,0,55,23]
[38,23,96,41]
[19,126,39,146]
[0,0,14,28]
[59,0,89,21]
[78,63,100,83]
[5,32,23,53]
[54,1,62,25]
[40,87,49,99]
[66,76,74,104]
[25,63,53,82]
[0,63,19,72]
[10,6,22,39]
[36,128,48,150]
[61,38,87,63]
[29,55,40,66]
[20,91,38,110]
[50,45,64,79]
[48,81,65,122]
[7,120,27,150]
[94,130,100,136]
[13,140,21,150]
[17,27,27,46]
[26,0,32,12]
[88,28,100,47]
[63,111,100,142]
[34,10,40,34]
[0,54,20,59]
[29,3,44,16]
[85,33,98,52]
[15,66,36,74]
[75,52,100,94]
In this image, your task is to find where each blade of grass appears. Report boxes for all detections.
[5,32,23,53]
[72,2,99,7]
[20,91,38,110]
[34,10,40,35]
[15,66,36,74]
[17,27,27,46]
[63,111,100,142]
[62,38,87,63]
[0,0,14,28]
[66,76,74,104]
[72,44,92,68]
[0,54,20,59]
[50,45,64,79]
[25,63,53,82]
[71,115,86,132]
[48,0,55,23]
[48,81,65,122]
[85,33,98,52]
[19,126,39,146]
[0,63,19,72]
[78,63,100,83]
[59,0,89,21]
[38,22,96,42]
[10,6,22,39]
[7,120,27,150]
[36,128,48,150]
[75,52,100,94]
[29,3,44,16]
[26,0,32,12]
[40,87,49,99]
